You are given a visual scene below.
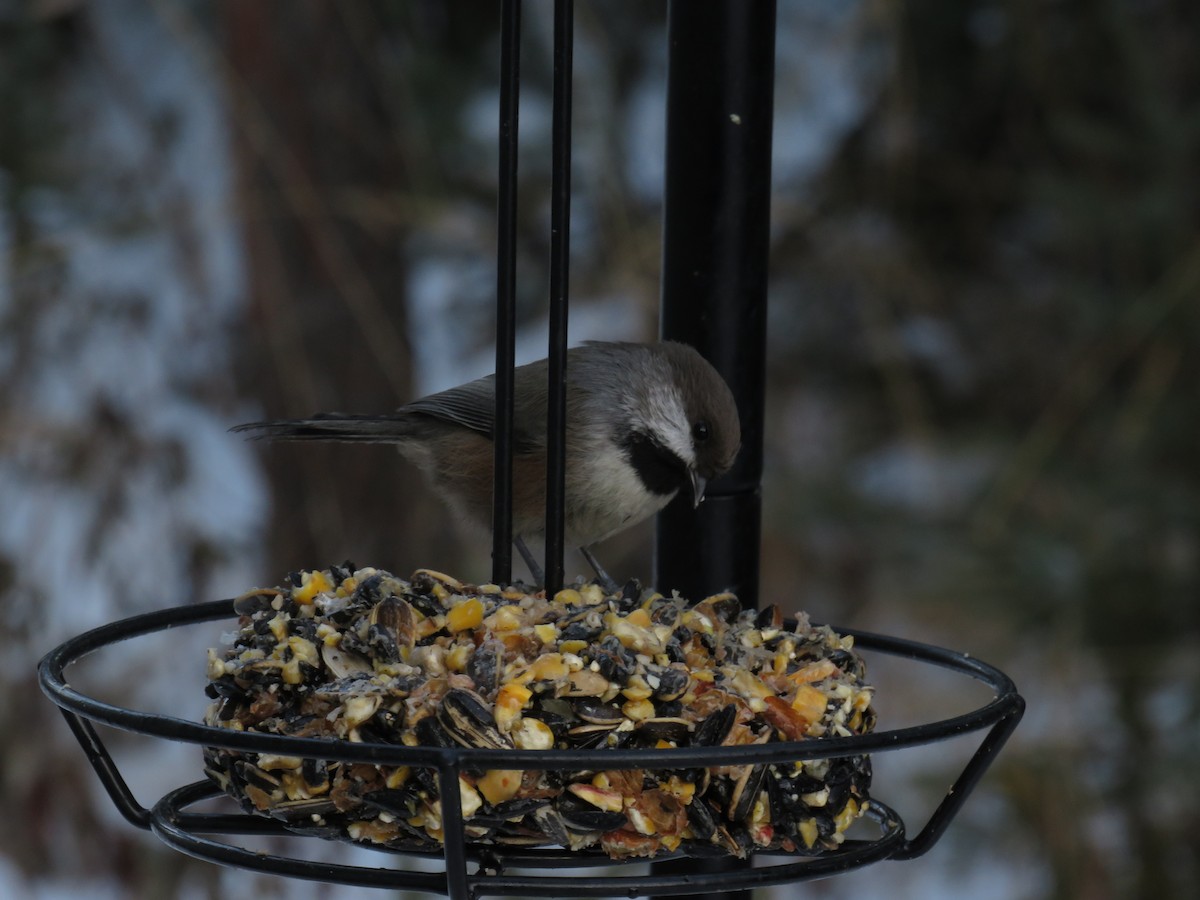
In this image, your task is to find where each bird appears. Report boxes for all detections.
[233,340,741,588]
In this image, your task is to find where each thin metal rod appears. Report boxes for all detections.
[894,701,1027,859]
[58,708,152,830]
[439,765,471,900]
[544,0,573,595]
[492,0,522,585]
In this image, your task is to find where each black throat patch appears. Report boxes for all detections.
[620,430,690,497]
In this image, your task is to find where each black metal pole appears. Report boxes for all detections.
[655,0,775,611]
[654,2,775,898]
[492,0,521,586]
[545,0,574,596]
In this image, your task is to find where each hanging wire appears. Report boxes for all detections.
[544,0,574,595]
[492,0,522,586]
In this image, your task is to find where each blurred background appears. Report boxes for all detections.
[2,1,1198,898]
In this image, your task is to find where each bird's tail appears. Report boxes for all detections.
[231,413,416,444]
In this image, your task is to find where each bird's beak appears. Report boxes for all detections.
[690,470,707,508]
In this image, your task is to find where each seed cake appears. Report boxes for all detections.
[203,566,875,858]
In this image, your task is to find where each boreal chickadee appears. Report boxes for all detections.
[234,340,741,585]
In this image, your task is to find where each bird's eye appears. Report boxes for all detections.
[692,421,711,443]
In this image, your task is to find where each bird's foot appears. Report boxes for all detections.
[514,538,620,595]
[514,536,546,589]
[579,545,620,595]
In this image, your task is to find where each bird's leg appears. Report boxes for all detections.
[579,545,620,594]
[513,536,545,588]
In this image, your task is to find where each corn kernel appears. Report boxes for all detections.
[663,776,695,804]
[447,597,484,632]
[622,698,656,721]
[281,658,302,685]
[292,570,332,604]
[605,614,663,654]
[801,787,829,807]
[459,777,483,818]
[520,653,568,683]
[415,616,443,639]
[477,769,521,805]
[512,717,555,750]
[625,608,652,628]
[799,817,819,849]
[834,798,860,834]
[486,605,523,632]
[495,682,532,732]
[445,643,471,672]
[578,583,605,605]
[620,674,653,701]
[206,648,226,680]
[287,635,319,667]
[343,695,380,728]
[729,667,772,699]
[792,684,828,726]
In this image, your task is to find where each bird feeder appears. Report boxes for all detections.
[39,3,1023,899]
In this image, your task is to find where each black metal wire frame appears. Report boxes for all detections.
[38,598,1024,899]
[491,0,572,595]
[543,0,574,596]
[491,0,521,586]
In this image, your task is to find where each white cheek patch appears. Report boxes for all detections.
[639,382,694,466]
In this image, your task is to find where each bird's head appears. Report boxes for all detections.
[619,342,741,508]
